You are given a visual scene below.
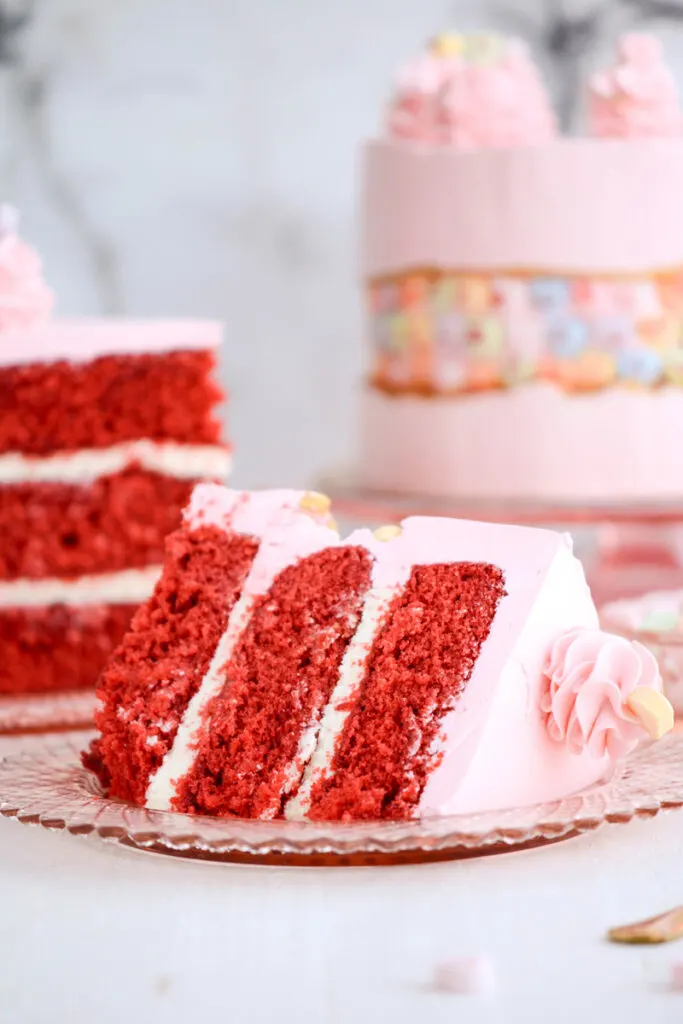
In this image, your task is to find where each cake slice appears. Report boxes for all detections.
[0,209,229,694]
[87,486,673,819]
[88,486,339,804]
[288,519,604,819]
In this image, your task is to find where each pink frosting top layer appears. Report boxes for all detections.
[185,485,338,594]
[363,137,683,275]
[185,485,333,536]
[347,514,563,589]
[0,317,222,368]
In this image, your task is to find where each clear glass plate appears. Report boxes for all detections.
[601,589,683,715]
[0,691,97,735]
[1,732,683,866]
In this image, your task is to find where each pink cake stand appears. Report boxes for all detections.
[322,478,683,607]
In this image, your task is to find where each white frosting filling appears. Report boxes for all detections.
[145,592,255,810]
[0,441,232,484]
[285,581,405,820]
[0,565,162,608]
[144,490,338,812]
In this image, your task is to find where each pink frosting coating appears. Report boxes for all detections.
[386,36,556,148]
[589,34,682,138]
[541,628,663,758]
[0,229,53,332]
[184,485,338,595]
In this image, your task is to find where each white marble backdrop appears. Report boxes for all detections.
[2,0,683,487]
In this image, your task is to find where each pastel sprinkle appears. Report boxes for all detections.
[671,962,683,991]
[298,492,332,515]
[373,524,402,542]
[641,608,680,632]
[431,33,464,58]
[625,687,675,739]
[432,956,496,995]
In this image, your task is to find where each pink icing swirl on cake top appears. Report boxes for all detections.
[387,34,557,148]
[541,628,663,759]
[0,205,53,331]
[589,34,682,138]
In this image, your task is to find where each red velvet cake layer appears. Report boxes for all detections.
[0,602,136,694]
[174,546,374,819]
[0,350,223,455]
[89,527,258,804]
[306,563,506,821]
[0,468,196,581]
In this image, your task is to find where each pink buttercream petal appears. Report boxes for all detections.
[542,628,663,758]
[619,33,662,68]
[590,35,681,138]
[387,35,556,146]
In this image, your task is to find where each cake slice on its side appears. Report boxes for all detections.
[86,486,337,804]
[86,486,673,820]
[289,519,598,820]
[168,540,374,819]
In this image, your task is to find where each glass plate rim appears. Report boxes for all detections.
[1,732,683,863]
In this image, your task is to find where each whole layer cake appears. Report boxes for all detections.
[359,33,683,503]
[0,209,230,694]
[85,485,673,820]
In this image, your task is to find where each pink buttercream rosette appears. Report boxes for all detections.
[589,34,682,139]
[386,36,556,148]
[0,205,53,331]
[541,628,662,759]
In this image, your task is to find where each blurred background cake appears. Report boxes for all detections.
[359,33,683,503]
[0,209,229,694]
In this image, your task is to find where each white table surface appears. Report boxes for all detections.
[1,731,682,1024]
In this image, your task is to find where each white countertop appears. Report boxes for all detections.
[1,731,682,1024]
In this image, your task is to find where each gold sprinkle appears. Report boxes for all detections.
[431,32,463,58]
[298,492,332,515]
[373,524,402,542]
[608,906,683,945]
[625,688,675,740]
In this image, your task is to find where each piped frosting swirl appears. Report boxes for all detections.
[387,33,557,148]
[541,628,670,759]
[0,205,53,332]
[589,34,682,138]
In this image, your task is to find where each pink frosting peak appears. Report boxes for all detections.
[541,628,663,759]
[0,206,53,332]
[386,34,557,148]
[589,34,682,138]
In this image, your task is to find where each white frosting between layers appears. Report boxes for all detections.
[144,487,339,812]
[0,565,162,608]
[145,592,255,811]
[285,580,407,820]
[0,441,232,485]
